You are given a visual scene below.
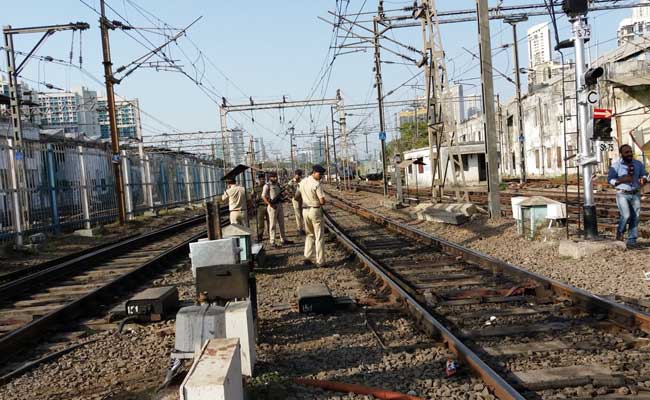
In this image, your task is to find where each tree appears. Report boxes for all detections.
[386,120,429,159]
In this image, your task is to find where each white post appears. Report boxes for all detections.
[184,158,192,205]
[199,162,207,203]
[7,139,23,246]
[78,146,92,230]
[144,154,154,211]
[121,149,133,220]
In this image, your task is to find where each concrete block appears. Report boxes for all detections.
[381,198,402,210]
[173,305,226,359]
[29,233,47,244]
[143,210,157,217]
[73,228,95,237]
[542,227,566,243]
[558,239,627,260]
[180,338,243,400]
[189,238,240,277]
[225,300,256,376]
[429,202,484,217]
[410,202,467,225]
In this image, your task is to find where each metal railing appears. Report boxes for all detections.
[0,137,225,244]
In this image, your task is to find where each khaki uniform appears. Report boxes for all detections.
[222,184,247,226]
[253,184,267,240]
[262,182,287,244]
[287,178,304,231]
[299,175,325,264]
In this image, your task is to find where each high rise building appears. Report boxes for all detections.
[446,84,465,123]
[617,0,650,45]
[227,128,245,166]
[312,139,324,163]
[527,22,552,69]
[97,97,141,139]
[38,87,100,137]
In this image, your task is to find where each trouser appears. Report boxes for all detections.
[229,210,245,226]
[256,205,268,239]
[292,199,304,231]
[303,207,325,265]
[267,204,286,244]
[616,192,641,244]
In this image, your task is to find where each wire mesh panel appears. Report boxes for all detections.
[84,144,117,224]
[0,140,17,239]
[49,142,84,231]
[124,150,145,213]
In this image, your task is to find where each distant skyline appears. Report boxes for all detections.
[1,1,638,160]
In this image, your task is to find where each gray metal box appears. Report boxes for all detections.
[173,304,226,359]
[196,263,250,301]
[189,237,240,277]
[125,286,179,320]
[297,284,335,314]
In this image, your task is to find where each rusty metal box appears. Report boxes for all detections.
[195,263,250,301]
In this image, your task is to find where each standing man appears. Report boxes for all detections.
[287,169,305,235]
[608,143,648,247]
[262,172,293,247]
[253,173,268,242]
[298,164,327,266]
[222,177,247,226]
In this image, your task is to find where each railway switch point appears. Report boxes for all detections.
[180,338,243,400]
[559,238,627,260]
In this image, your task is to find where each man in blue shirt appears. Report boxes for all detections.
[607,144,648,246]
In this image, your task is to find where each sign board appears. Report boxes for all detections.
[378,131,386,141]
[586,91,599,104]
[111,153,121,164]
[593,108,612,119]
[15,151,23,161]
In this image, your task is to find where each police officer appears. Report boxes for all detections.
[222,177,247,226]
[298,164,326,266]
[287,169,305,235]
[262,172,293,247]
[253,173,268,242]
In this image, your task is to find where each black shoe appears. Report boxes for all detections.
[303,259,313,266]
[616,232,624,241]
[273,243,282,248]
[298,229,306,236]
[282,240,294,245]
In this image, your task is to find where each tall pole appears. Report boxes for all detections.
[573,15,598,238]
[330,106,339,183]
[289,126,296,172]
[505,16,527,183]
[99,0,127,225]
[476,0,501,218]
[219,102,229,169]
[373,15,389,197]
[325,126,332,183]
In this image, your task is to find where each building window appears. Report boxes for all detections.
[462,154,470,171]
[535,150,540,169]
[556,146,562,168]
[418,163,424,174]
[546,148,552,169]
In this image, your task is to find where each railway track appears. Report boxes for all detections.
[324,193,650,399]
[0,212,215,373]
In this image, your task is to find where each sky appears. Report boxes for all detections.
[1,0,635,161]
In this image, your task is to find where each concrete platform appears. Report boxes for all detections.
[558,238,627,260]
[410,202,468,225]
[180,338,243,400]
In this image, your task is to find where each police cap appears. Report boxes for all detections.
[294,169,303,176]
[312,164,326,174]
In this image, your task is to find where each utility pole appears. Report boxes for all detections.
[476,0,501,218]
[289,126,296,172]
[336,89,349,190]
[330,106,339,183]
[99,0,127,225]
[504,15,528,184]
[325,126,332,182]
[373,11,389,197]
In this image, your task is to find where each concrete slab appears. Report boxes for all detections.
[558,239,627,260]
[511,364,621,390]
[180,338,243,400]
[429,202,484,217]
[143,211,157,217]
[381,198,403,210]
[409,202,467,225]
[225,300,256,376]
[73,229,95,237]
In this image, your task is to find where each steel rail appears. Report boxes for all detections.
[323,205,526,400]
[0,214,216,362]
[0,215,206,302]
[328,193,650,333]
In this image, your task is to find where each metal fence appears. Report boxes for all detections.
[0,137,225,244]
